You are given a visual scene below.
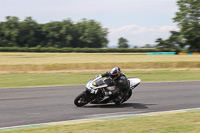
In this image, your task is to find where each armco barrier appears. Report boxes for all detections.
[178,52,200,55]
[147,52,199,55]
[178,52,187,55]
[147,52,176,55]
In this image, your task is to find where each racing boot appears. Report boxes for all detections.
[114,92,124,105]
[122,87,132,102]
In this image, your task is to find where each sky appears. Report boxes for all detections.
[0,0,179,47]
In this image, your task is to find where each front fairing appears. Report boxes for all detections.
[85,76,108,94]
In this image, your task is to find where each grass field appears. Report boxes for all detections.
[1,110,200,133]
[0,52,200,88]
[0,70,200,88]
[1,53,200,64]
[0,53,200,72]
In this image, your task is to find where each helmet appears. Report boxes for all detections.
[109,67,121,79]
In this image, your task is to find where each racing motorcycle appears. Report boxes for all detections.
[74,75,141,107]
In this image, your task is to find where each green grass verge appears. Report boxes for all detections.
[1,111,200,133]
[0,70,199,88]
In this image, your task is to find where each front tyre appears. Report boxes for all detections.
[74,92,91,107]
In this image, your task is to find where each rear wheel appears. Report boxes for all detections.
[74,92,91,107]
[122,90,132,103]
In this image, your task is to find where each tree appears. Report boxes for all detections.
[168,31,185,49]
[118,37,129,48]
[0,16,20,47]
[41,21,64,47]
[0,16,108,48]
[59,19,74,47]
[155,38,167,49]
[18,17,40,47]
[173,0,200,52]
[74,19,108,48]
[142,44,152,48]
[155,38,175,49]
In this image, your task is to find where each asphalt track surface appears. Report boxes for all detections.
[0,81,200,128]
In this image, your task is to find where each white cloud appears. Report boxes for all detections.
[108,25,179,47]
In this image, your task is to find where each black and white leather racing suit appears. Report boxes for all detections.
[101,72,130,103]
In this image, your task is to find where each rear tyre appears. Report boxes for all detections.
[114,101,121,105]
[74,92,91,107]
[122,90,132,103]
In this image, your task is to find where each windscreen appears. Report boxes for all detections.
[92,78,104,86]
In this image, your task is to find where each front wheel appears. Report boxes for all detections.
[74,92,91,107]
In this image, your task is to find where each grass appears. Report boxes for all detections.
[1,111,200,133]
[0,53,200,72]
[0,53,199,88]
[0,70,199,88]
[0,53,200,64]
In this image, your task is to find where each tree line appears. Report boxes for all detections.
[0,16,108,48]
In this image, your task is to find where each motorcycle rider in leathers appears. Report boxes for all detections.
[100,67,130,104]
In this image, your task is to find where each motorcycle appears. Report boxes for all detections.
[74,75,141,107]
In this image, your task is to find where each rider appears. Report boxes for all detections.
[100,67,130,104]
